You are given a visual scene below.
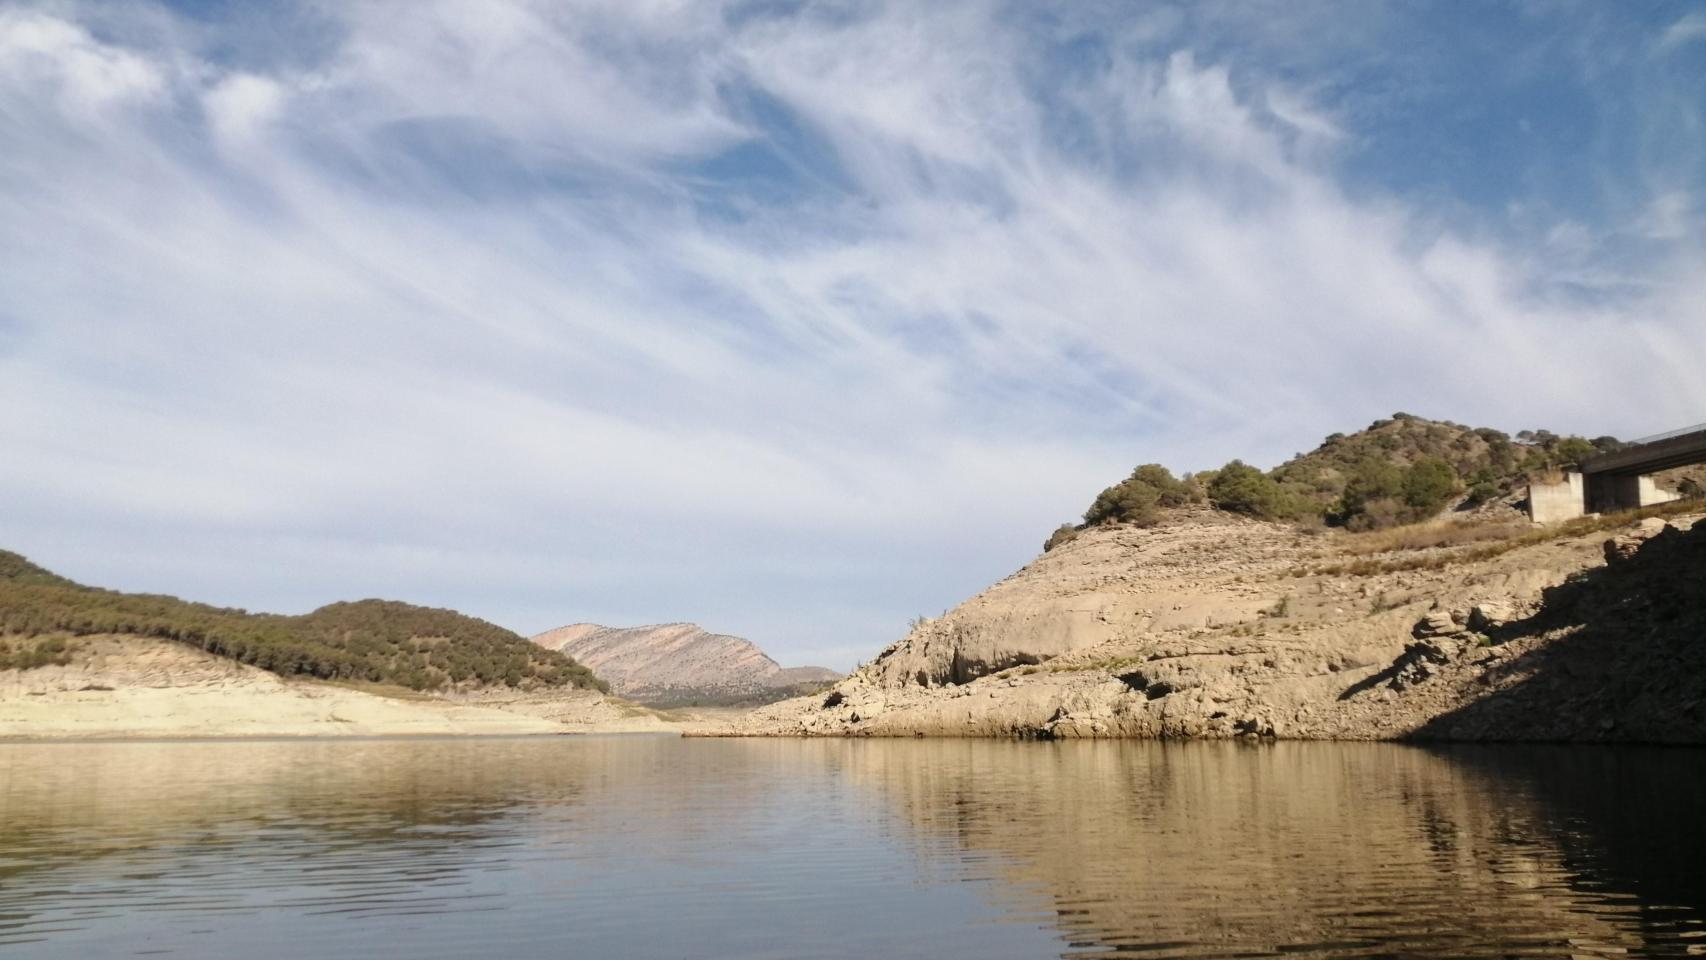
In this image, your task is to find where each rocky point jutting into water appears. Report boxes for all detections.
[725,416,1706,743]
[727,508,1706,742]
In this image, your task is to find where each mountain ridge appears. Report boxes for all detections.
[533,622,839,706]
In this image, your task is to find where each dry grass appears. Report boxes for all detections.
[1298,500,1700,578]
[316,679,440,702]
[1049,655,1146,674]
[1336,516,1530,556]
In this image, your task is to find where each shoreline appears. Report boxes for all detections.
[0,730,682,744]
[0,635,693,740]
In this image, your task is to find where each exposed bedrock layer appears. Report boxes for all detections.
[725,509,1705,742]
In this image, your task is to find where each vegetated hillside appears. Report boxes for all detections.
[1269,415,1621,523]
[1047,413,1638,551]
[533,622,840,707]
[0,550,604,692]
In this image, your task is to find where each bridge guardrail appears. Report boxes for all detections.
[1626,421,1706,446]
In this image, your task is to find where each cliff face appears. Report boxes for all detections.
[532,623,839,706]
[729,506,1706,743]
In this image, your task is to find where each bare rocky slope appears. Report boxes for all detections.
[533,622,840,706]
[724,505,1706,743]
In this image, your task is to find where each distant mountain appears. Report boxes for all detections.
[532,622,840,706]
[0,549,604,692]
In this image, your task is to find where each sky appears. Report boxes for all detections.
[2,1,1704,670]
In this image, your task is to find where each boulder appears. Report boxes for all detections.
[1468,601,1516,631]
[1605,518,1674,563]
[1413,609,1464,638]
[1389,638,1461,689]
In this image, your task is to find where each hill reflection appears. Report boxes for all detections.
[811,739,1706,958]
[0,737,1700,959]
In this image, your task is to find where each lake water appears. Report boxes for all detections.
[0,737,1702,959]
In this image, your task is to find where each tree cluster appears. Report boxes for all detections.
[1082,464,1201,527]
[1331,456,1461,530]
[1049,415,1629,544]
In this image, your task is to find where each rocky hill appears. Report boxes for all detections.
[0,550,604,692]
[533,622,839,706]
[723,411,1706,744]
[728,503,1704,742]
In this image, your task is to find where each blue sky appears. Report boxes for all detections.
[2,1,1703,669]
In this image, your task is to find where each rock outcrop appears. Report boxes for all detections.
[722,508,1705,743]
[533,622,839,706]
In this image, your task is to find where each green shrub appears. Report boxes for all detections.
[0,635,75,670]
[1083,463,1195,527]
[1465,481,1502,505]
[1043,524,1079,552]
[1550,436,1598,467]
[1401,457,1460,513]
[1337,458,1403,520]
[1207,460,1290,520]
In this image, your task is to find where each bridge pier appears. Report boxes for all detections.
[1528,472,1585,523]
[1587,473,1680,514]
[1527,470,1686,523]
[1525,421,1705,523]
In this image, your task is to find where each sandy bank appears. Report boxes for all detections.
[0,636,687,739]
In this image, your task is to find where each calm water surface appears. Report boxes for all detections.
[0,737,1702,959]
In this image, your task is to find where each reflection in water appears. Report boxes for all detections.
[834,741,1706,958]
[0,737,1700,959]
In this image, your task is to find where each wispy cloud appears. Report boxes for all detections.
[1,2,1702,667]
[1658,12,1706,53]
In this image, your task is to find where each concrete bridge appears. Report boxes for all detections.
[1529,421,1706,522]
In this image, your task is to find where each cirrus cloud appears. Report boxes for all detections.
[1,1,1702,667]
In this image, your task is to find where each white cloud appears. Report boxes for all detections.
[1633,190,1693,240]
[1265,85,1345,144]
[1659,12,1706,53]
[0,9,166,115]
[0,2,1703,667]
[204,71,285,149]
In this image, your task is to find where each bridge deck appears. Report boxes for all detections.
[1579,424,1706,476]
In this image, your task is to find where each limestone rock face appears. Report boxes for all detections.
[532,623,839,705]
[721,509,1706,744]
[860,511,1288,689]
